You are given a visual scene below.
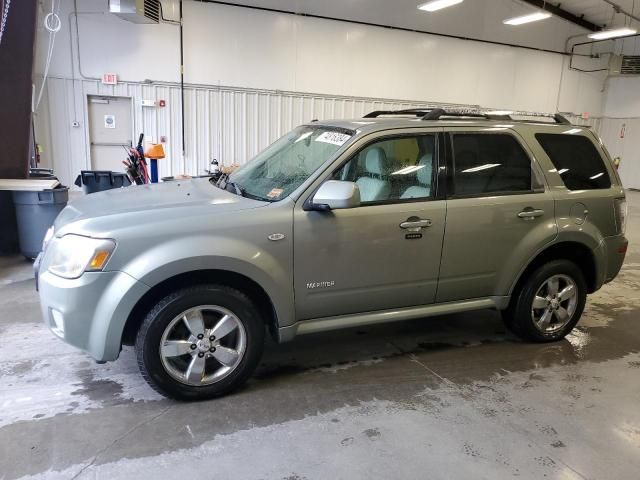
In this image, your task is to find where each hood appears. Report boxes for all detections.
[55,177,267,232]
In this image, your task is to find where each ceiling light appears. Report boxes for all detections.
[503,11,552,26]
[417,0,464,12]
[588,27,637,40]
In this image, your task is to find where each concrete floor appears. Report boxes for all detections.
[1,192,639,480]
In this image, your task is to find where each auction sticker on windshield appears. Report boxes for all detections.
[267,188,284,199]
[315,131,351,146]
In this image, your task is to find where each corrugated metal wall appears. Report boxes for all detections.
[39,77,475,187]
[37,77,603,189]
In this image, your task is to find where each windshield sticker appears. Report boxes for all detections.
[267,188,284,199]
[315,131,351,146]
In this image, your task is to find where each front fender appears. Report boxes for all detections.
[114,234,295,328]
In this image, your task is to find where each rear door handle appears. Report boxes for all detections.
[400,218,432,229]
[517,208,544,220]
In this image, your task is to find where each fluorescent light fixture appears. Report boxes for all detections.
[562,128,582,135]
[461,164,501,173]
[588,27,637,40]
[418,0,464,12]
[503,11,552,26]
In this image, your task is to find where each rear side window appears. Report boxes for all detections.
[452,134,532,196]
[536,134,611,190]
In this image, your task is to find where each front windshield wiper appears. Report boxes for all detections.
[228,181,244,196]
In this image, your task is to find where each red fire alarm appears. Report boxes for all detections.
[158,99,166,107]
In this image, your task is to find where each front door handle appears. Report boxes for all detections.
[400,218,432,230]
[518,208,545,220]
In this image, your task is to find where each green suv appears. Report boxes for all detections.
[37,108,628,400]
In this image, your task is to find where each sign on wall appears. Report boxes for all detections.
[104,114,116,129]
[102,73,118,85]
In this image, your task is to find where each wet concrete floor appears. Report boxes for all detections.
[1,191,639,479]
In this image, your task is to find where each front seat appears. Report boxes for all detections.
[356,148,391,202]
[401,154,433,199]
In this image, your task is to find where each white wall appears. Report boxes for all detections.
[34,0,609,188]
[599,77,640,189]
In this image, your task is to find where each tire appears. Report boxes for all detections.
[135,284,265,401]
[504,259,587,342]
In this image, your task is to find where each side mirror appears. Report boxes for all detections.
[312,180,361,210]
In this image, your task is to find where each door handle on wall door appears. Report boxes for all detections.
[517,208,544,220]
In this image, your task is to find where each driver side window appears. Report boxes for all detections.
[333,135,436,204]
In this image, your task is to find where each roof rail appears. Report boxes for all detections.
[362,108,573,125]
[422,108,511,121]
[363,109,431,118]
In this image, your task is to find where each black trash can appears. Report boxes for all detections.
[74,170,131,194]
[12,187,69,260]
[0,191,19,255]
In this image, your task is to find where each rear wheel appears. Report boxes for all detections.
[504,260,586,342]
[135,284,264,400]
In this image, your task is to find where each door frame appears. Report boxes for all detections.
[85,94,135,171]
[292,126,448,320]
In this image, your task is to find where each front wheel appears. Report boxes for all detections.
[135,285,265,400]
[504,260,587,342]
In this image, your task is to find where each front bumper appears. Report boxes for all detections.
[38,269,149,362]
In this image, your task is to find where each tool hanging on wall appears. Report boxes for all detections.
[122,133,149,185]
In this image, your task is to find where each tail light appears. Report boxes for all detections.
[614,198,627,234]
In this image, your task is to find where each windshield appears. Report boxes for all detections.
[226,125,353,201]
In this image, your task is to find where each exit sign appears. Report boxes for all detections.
[102,73,118,85]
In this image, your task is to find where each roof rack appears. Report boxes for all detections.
[363,108,572,125]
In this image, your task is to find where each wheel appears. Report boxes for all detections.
[135,284,265,400]
[504,260,586,342]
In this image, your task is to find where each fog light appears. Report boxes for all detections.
[50,309,65,338]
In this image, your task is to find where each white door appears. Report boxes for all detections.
[88,96,133,171]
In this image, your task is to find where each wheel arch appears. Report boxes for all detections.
[509,241,599,301]
[121,269,280,347]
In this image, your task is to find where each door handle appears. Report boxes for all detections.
[400,218,432,229]
[517,208,544,220]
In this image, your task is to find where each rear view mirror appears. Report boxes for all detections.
[312,180,361,210]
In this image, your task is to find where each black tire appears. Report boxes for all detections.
[504,259,587,342]
[135,284,265,401]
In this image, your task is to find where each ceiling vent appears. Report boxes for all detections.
[109,0,160,24]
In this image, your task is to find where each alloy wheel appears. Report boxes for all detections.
[159,305,247,386]
[531,274,578,334]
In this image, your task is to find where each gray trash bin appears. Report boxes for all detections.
[12,187,69,260]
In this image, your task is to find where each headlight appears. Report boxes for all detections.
[48,235,116,279]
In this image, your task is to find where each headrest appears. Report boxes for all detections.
[416,154,433,185]
[365,148,386,175]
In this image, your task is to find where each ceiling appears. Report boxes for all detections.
[205,0,640,51]
[558,0,639,29]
